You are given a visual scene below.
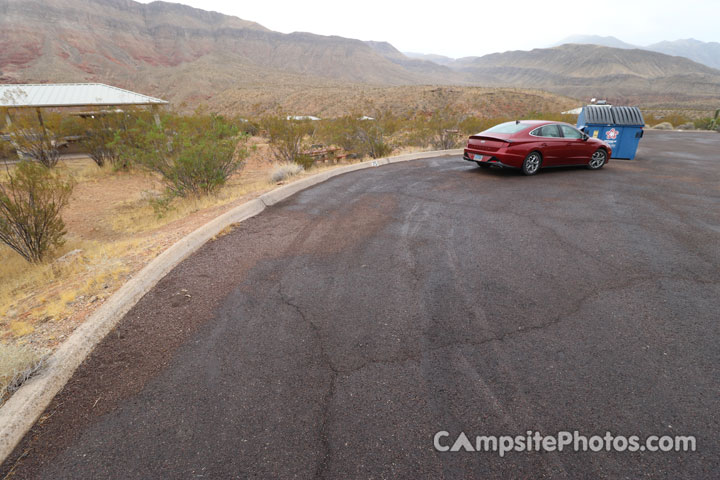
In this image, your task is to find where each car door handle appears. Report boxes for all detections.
[541,143,548,147]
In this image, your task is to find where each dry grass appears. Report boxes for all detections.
[0,342,48,406]
[270,162,304,183]
[110,176,271,234]
[0,239,146,342]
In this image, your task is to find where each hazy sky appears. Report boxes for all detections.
[137,0,720,58]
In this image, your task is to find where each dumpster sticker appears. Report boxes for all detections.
[592,130,599,138]
[605,128,619,140]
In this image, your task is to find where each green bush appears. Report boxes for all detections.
[320,113,396,159]
[262,116,316,164]
[422,109,462,150]
[0,135,12,160]
[238,119,260,137]
[121,113,247,197]
[294,154,315,170]
[5,111,66,168]
[644,113,693,130]
[0,161,74,263]
[82,113,129,168]
[107,110,154,171]
[693,117,714,130]
[59,115,86,137]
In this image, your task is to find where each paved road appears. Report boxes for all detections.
[3,131,719,479]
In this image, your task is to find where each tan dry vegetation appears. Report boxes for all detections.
[208,84,580,118]
[0,342,47,404]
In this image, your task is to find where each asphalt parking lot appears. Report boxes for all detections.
[3,130,719,479]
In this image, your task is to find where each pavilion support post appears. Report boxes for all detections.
[35,108,52,165]
[2,108,11,128]
[36,108,45,128]
[152,105,161,128]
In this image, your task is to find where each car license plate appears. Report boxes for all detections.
[474,154,484,161]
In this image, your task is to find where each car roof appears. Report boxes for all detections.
[518,120,549,125]
[520,120,579,129]
[520,120,576,126]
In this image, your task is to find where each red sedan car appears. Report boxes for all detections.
[463,120,612,175]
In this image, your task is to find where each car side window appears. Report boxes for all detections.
[560,125,583,139]
[531,125,562,138]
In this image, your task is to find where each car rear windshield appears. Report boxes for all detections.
[483,121,530,134]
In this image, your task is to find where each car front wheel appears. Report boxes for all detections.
[521,151,542,175]
[588,149,607,169]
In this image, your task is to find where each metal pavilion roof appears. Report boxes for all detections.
[0,83,168,108]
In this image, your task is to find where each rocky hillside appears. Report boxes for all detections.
[0,0,462,106]
[208,84,579,118]
[646,39,720,70]
[454,44,720,106]
[1,0,718,112]
[550,36,720,70]
[551,35,637,49]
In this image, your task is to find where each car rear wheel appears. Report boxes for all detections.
[588,149,607,169]
[521,152,542,175]
[476,161,491,169]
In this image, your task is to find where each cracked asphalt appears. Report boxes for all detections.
[3,130,719,479]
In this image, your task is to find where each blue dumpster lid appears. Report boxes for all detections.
[582,105,614,124]
[580,105,645,126]
[611,106,644,126]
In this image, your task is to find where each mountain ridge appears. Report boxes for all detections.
[552,35,637,50]
[1,0,718,113]
[545,35,720,70]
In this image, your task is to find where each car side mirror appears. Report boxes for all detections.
[582,134,589,141]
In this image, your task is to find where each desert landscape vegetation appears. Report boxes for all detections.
[1,0,719,405]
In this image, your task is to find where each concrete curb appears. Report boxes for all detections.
[0,149,462,464]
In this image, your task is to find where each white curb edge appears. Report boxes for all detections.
[0,149,462,464]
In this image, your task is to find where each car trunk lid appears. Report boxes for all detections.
[467,134,511,153]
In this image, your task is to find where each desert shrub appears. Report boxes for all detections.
[396,111,463,150]
[432,128,460,150]
[270,162,304,183]
[693,117,714,130]
[424,109,462,150]
[399,116,432,149]
[0,342,48,404]
[148,194,175,218]
[645,113,693,128]
[459,116,499,136]
[321,113,396,159]
[0,134,12,160]
[294,154,316,170]
[107,110,154,170]
[5,111,66,168]
[82,112,137,168]
[262,116,316,164]
[357,113,397,158]
[238,119,260,137]
[59,115,86,137]
[0,160,74,263]
[121,113,247,197]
